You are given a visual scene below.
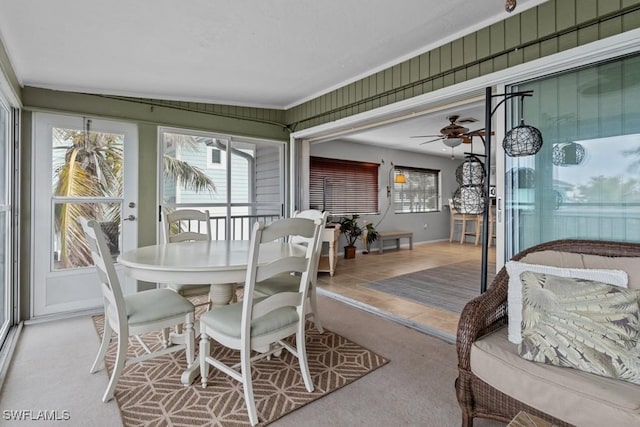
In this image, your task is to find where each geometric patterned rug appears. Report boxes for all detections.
[364,261,496,314]
[91,312,388,426]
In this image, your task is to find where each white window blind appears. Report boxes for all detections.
[309,157,379,215]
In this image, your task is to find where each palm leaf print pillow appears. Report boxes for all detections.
[519,271,640,385]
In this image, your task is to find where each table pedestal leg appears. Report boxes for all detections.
[208,283,237,307]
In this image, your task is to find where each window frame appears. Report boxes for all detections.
[393,166,440,214]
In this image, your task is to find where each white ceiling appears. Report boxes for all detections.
[0,0,545,157]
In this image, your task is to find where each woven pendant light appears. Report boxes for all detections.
[503,95,543,157]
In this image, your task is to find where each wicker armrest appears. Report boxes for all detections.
[456,268,509,371]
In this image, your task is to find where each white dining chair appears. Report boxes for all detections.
[79,217,195,403]
[198,217,323,426]
[162,208,220,308]
[253,209,328,333]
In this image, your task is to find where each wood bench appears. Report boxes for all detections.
[377,231,413,254]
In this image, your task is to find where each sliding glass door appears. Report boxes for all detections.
[159,128,285,240]
[505,54,640,257]
[0,97,14,343]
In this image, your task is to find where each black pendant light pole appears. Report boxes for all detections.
[480,87,542,294]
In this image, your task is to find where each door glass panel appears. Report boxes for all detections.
[505,54,640,257]
[51,124,126,270]
[53,202,122,269]
[52,126,124,197]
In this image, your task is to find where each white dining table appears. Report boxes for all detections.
[117,239,306,384]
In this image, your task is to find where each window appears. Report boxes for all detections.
[393,166,440,213]
[206,146,225,169]
[309,157,379,215]
[160,128,285,240]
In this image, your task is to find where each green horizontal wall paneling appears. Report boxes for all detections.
[285,0,640,131]
[21,87,289,141]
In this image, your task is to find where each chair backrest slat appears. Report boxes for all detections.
[162,208,212,243]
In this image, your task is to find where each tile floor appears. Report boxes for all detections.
[316,240,496,339]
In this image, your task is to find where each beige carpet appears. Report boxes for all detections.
[92,315,388,426]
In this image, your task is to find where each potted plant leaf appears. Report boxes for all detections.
[362,222,378,254]
[338,215,363,259]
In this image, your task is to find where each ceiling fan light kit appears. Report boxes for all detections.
[443,138,463,148]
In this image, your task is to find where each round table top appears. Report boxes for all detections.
[117,240,304,274]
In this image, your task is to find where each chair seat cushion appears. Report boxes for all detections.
[254,274,300,296]
[125,289,194,327]
[470,327,640,427]
[200,297,299,339]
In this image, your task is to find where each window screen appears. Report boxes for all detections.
[309,157,379,215]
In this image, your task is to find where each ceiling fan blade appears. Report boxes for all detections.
[411,135,441,138]
[419,137,444,145]
[466,128,495,137]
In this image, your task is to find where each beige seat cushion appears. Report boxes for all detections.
[125,289,194,327]
[470,327,640,427]
[522,251,640,289]
[199,297,299,339]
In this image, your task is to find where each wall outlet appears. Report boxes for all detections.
[423,223,428,229]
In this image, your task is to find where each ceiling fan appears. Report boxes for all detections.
[411,115,478,147]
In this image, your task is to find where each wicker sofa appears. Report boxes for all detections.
[455,239,640,427]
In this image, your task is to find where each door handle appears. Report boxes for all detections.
[123,214,136,221]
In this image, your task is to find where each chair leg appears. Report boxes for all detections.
[161,328,170,347]
[449,218,455,242]
[90,320,112,373]
[296,326,314,393]
[103,329,128,402]
[184,314,195,367]
[460,219,466,244]
[241,344,258,426]
[474,219,481,246]
[199,333,211,388]
[309,285,324,333]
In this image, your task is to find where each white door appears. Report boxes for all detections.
[32,113,138,318]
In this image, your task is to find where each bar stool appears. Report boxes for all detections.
[449,199,481,244]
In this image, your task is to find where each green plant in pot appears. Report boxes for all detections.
[362,222,379,254]
[338,215,363,259]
